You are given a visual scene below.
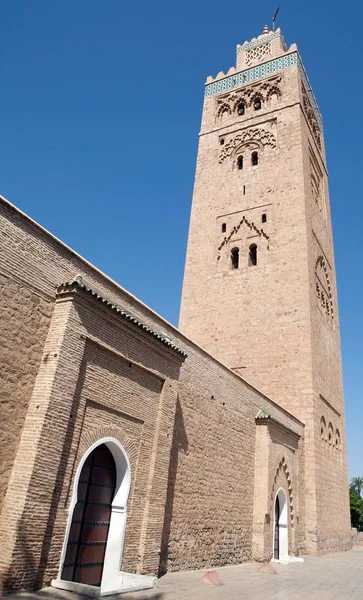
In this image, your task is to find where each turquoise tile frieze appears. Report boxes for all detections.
[236,32,280,52]
[204,51,323,130]
[205,53,297,96]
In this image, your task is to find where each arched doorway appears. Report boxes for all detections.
[273,488,288,561]
[61,444,116,586]
[57,438,132,595]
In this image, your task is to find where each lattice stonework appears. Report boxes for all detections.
[245,42,271,66]
[236,31,281,52]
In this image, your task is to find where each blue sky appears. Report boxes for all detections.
[1,1,361,479]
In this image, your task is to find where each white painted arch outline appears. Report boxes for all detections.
[57,437,131,596]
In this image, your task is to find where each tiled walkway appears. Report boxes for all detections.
[8,547,363,600]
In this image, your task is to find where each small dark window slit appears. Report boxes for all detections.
[237,156,243,170]
[262,213,267,223]
[251,151,258,166]
[249,244,257,266]
[231,248,239,269]
[222,223,226,233]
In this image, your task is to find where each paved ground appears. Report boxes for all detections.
[7,547,363,600]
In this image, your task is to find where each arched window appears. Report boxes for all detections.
[251,151,259,166]
[237,155,243,170]
[220,137,225,145]
[335,429,341,456]
[237,102,245,116]
[262,213,267,223]
[328,423,333,446]
[221,223,226,233]
[254,97,262,111]
[320,416,326,441]
[231,247,239,269]
[249,244,257,266]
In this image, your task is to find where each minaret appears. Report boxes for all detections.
[179,27,351,553]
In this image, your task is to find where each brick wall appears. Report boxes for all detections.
[0,196,305,591]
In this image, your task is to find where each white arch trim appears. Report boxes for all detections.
[52,437,155,597]
[271,487,304,565]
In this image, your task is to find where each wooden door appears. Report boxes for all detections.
[62,444,116,587]
[274,495,280,559]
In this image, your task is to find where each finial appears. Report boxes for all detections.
[262,24,269,35]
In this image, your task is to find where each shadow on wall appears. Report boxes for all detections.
[158,395,188,577]
[4,591,165,600]
[1,355,88,593]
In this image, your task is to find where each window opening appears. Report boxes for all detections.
[254,97,262,110]
[231,248,239,269]
[237,155,243,170]
[251,151,259,166]
[220,137,225,145]
[243,185,246,195]
[262,213,267,223]
[221,223,226,233]
[237,102,245,116]
[249,244,257,266]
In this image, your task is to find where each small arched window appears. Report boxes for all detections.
[220,137,225,145]
[237,155,243,170]
[328,423,333,446]
[251,151,258,166]
[262,213,267,223]
[249,244,257,266]
[221,223,226,233]
[231,248,239,269]
[320,416,326,441]
[237,102,245,116]
[254,97,262,111]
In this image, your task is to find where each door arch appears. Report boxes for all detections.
[59,438,131,594]
[273,487,288,560]
[62,444,116,586]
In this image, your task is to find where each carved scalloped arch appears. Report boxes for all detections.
[217,102,232,120]
[231,96,249,114]
[315,255,334,319]
[219,127,276,163]
[266,85,282,101]
[271,457,294,524]
[249,91,264,108]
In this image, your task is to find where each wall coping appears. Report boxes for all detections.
[56,276,188,358]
